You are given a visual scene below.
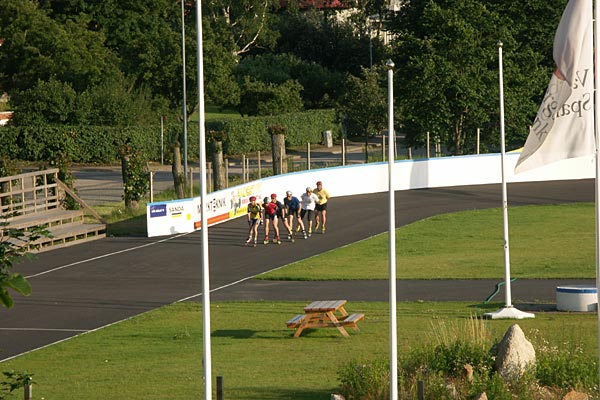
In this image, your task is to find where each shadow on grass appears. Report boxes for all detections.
[212,329,256,339]
[467,302,557,313]
[107,214,147,236]
[229,386,332,400]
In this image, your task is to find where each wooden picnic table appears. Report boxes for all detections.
[286,300,364,338]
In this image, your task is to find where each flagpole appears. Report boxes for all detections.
[181,0,188,175]
[594,0,600,392]
[196,1,213,398]
[485,42,534,320]
[386,59,398,400]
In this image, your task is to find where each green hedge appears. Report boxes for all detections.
[0,109,340,163]
[205,109,341,155]
[0,125,170,163]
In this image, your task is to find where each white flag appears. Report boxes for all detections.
[515,0,595,173]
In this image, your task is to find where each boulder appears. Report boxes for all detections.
[494,324,536,380]
[331,394,346,400]
[473,393,488,400]
[562,390,589,400]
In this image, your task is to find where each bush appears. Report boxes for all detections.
[339,359,390,400]
[339,320,597,399]
[536,343,598,393]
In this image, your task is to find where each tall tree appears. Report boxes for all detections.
[203,0,281,57]
[336,65,388,161]
[0,0,120,94]
[388,0,547,154]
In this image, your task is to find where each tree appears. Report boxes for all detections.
[0,0,121,94]
[238,78,304,116]
[203,0,281,57]
[336,65,387,161]
[10,78,78,125]
[388,0,500,154]
[235,53,343,108]
[10,76,158,126]
[276,9,387,78]
[388,0,559,154]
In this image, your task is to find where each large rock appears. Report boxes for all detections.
[562,390,589,400]
[494,324,536,380]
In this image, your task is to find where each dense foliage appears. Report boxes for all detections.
[0,110,339,163]
[0,0,567,156]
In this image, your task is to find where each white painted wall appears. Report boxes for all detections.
[146,153,594,237]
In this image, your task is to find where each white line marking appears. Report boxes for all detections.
[25,233,190,279]
[0,328,88,332]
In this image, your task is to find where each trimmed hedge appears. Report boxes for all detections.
[0,109,340,163]
[205,109,341,155]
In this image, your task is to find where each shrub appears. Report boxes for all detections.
[536,342,598,393]
[338,359,390,400]
[339,318,597,399]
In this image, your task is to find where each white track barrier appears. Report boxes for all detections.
[146,152,594,237]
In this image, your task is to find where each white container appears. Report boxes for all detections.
[556,285,598,312]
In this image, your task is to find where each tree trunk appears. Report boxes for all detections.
[271,133,287,175]
[364,131,369,163]
[172,142,186,199]
[211,140,226,190]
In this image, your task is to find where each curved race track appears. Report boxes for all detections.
[0,179,595,361]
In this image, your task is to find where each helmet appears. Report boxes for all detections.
[286,190,292,196]
[316,181,322,186]
[306,187,312,192]
[263,197,269,204]
[249,196,256,202]
[270,193,277,199]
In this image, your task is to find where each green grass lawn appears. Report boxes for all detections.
[262,203,596,280]
[1,301,597,399]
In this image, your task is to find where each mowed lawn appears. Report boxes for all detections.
[262,203,596,280]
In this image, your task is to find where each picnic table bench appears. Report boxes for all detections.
[286,300,364,338]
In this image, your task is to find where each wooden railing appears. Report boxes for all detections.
[0,169,106,224]
[0,169,60,217]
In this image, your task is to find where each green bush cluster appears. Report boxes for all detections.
[0,125,160,164]
[0,110,340,163]
[205,109,341,155]
[339,334,596,399]
[339,359,390,400]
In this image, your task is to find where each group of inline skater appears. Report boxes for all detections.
[245,181,330,247]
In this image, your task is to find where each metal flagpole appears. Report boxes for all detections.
[196,1,213,398]
[182,0,189,176]
[484,42,534,320]
[593,0,600,392]
[386,59,398,400]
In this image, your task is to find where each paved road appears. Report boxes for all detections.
[0,179,595,361]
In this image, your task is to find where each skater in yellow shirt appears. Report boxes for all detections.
[313,180,330,233]
[246,196,261,246]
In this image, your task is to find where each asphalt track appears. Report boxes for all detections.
[0,179,595,361]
